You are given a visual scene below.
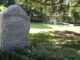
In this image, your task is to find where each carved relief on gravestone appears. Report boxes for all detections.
[0,5,30,50]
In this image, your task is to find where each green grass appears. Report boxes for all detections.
[30,23,52,29]
[30,23,73,29]
[30,23,80,33]
[0,30,80,60]
[29,31,80,60]
[29,31,80,47]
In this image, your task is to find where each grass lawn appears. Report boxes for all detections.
[30,23,52,29]
[1,30,80,60]
[29,23,80,60]
[30,23,80,33]
[30,30,80,47]
[0,23,80,60]
[29,30,80,60]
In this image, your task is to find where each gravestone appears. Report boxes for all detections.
[0,5,30,51]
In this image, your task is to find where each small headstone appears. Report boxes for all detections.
[0,5,30,51]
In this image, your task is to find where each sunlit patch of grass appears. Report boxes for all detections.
[30,23,52,29]
[30,23,80,33]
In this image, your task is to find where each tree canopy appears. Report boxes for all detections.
[0,0,80,23]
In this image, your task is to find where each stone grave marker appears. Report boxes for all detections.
[0,4,30,51]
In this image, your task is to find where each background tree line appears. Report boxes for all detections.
[0,0,80,23]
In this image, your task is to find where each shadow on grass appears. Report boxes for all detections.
[0,31,80,60]
[29,30,80,59]
[30,23,52,29]
[29,31,80,49]
[0,45,80,60]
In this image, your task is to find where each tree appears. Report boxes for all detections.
[4,0,15,6]
[72,10,80,23]
[69,0,80,23]
[16,0,70,22]
[0,0,5,5]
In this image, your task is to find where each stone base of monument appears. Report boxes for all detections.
[0,5,30,51]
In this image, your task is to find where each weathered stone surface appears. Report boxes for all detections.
[0,5,30,51]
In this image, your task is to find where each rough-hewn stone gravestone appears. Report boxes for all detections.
[0,5,30,51]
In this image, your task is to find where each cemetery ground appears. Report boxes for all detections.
[30,23,80,33]
[29,23,80,60]
[0,23,80,60]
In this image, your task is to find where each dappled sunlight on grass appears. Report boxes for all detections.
[29,24,80,60]
[0,31,80,60]
[29,31,80,48]
[28,30,80,59]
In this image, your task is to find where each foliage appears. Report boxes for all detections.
[0,5,6,11]
[71,10,80,23]
[0,0,5,5]
[16,0,67,15]
[62,15,73,23]
[0,0,15,6]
